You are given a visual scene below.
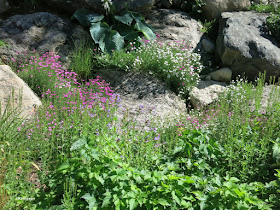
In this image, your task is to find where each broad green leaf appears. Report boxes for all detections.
[98,29,125,53]
[101,196,111,208]
[111,25,139,41]
[82,193,98,210]
[95,173,104,185]
[90,149,99,160]
[129,198,138,210]
[158,198,170,206]
[71,9,104,27]
[172,191,181,205]
[57,162,70,172]
[70,137,87,151]
[89,22,109,44]
[115,13,134,26]
[135,21,156,41]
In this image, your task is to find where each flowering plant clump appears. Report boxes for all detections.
[11,50,121,156]
[96,35,204,96]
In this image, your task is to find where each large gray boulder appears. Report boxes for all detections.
[216,11,280,81]
[0,65,41,119]
[202,0,251,19]
[0,12,90,68]
[146,9,203,49]
[44,0,155,16]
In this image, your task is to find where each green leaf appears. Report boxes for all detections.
[90,149,100,160]
[158,198,170,206]
[89,22,109,44]
[70,137,87,151]
[115,13,134,26]
[57,162,70,173]
[82,193,98,210]
[172,191,181,205]
[71,9,104,27]
[135,21,156,41]
[129,198,138,210]
[273,139,280,161]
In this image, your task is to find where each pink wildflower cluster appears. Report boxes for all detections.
[13,50,121,145]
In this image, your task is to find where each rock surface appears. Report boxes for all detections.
[146,9,204,49]
[189,80,228,108]
[0,12,90,69]
[0,65,41,119]
[95,69,186,125]
[202,39,215,54]
[202,0,251,19]
[216,11,280,81]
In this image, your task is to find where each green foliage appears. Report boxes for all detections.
[248,2,280,41]
[182,0,205,17]
[267,12,280,41]
[34,132,270,209]
[0,40,9,48]
[69,39,95,80]
[71,9,156,53]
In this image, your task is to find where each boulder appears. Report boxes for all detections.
[202,38,215,54]
[189,80,228,108]
[0,0,10,14]
[202,0,251,19]
[209,67,232,82]
[216,12,280,81]
[0,12,90,69]
[146,9,203,49]
[95,69,186,126]
[0,65,41,119]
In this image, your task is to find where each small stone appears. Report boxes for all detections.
[202,39,215,54]
[209,67,232,82]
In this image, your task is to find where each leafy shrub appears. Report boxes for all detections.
[71,9,156,53]
[34,131,270,209]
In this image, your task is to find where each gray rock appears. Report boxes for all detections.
[95,69,186,125]
[202,39,215,54]
[146,9,203,49]
[209,67,232,82]
[202,0,251,19]
[0,12,90,69]
[216,11,280,81]
[189,80,228,108]
[161,0,172,8]
[0,65,41,120]
[0,0,10,14]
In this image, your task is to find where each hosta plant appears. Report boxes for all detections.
[71,9,156,53]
